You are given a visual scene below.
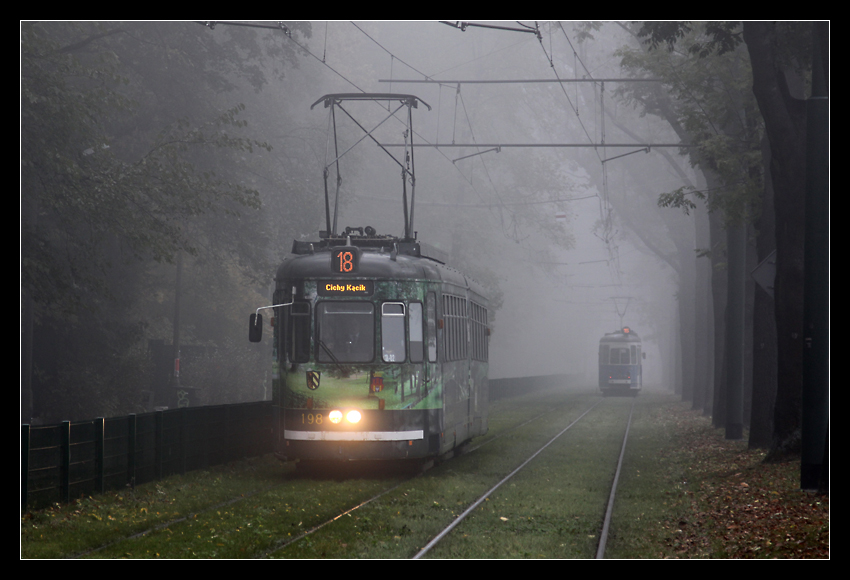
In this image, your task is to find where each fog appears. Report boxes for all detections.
[262,21,687,385]
[23,21,703,421]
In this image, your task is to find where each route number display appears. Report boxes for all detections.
[331,247,360,273]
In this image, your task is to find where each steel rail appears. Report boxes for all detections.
[413,398,605,559]
[379,142,693,148]
[595,396,637,559]
[261,390,579,558]
[379,78,664,84]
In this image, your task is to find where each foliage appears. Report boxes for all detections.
[21,21,317,422]
[615,21,764,227]
[22,23,279,319]
[637,21,743,58]
[646,402,828,558]
[657,185,698,215]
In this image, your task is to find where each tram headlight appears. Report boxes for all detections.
[328,410,343,424]
[346,410,362,424]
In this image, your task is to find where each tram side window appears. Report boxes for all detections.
[630,345,637,365]
[382,302,406,363]
[426,293,437,363]
[470,301,488,361]
[409,302,424,363]
[442,294,467,362]
[286,301,311,363]
[317,302,374,363]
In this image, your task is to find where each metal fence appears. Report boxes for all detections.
[21,401,272,510]
[21,374,581,510]
[489,374,580,401]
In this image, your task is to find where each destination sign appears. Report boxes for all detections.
[317,281,374,296]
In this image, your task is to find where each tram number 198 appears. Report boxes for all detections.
[301,413,324,425]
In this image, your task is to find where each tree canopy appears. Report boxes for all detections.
[21,21,317,421]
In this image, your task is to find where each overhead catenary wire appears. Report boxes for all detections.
[343,22,533,243]
[355,192,598,209]
[198,21,658,253]
[347,22,644,248]
[397,22,632,282]
[378,142,690,148]
[550,22,624,285]
[358,22,574,243]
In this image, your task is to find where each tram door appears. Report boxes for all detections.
[407,301,426,398]
[424,292,438,399]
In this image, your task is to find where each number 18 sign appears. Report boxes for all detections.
[331,247,360,273]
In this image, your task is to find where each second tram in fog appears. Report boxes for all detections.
[598,327,643,396]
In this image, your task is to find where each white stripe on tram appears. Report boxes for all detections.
[284,430,424,442]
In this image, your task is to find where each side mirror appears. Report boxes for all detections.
[249,313,263,342]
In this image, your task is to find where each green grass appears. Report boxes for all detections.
[602,394,829,559]
[20,387,623,559]
[272,389,630,559]
[22,388,827,558]
[21,456,405,559]
[599,393,695,558]
[419,395,636,558]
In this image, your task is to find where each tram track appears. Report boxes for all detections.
[258,387,631,559]
[259,390,580,557]
[596,395,636,559]
[62,386,585,559]
[412,398,606,558]
[38,386,641,559]
[411,395,636,559]
[262,386,597,558]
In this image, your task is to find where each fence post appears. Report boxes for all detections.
[60,420,71,503]
[179,407,186,475]
[155,410,163,480]
[203,407,210,469]
[225,405,232,463]
[127,414,136,490]
[95,418,105,494]
[21,424,30,508]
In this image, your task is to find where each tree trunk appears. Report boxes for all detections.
[707,187,727,422]
[743,22,807,459]
[748,137,778,449]
[692,201,713,412]
[678,244,697,400]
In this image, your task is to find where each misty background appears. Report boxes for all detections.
[22,21,699,424]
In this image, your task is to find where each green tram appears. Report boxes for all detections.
[250,232,490,464]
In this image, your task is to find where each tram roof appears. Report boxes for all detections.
[599,328,641,343]
[276,238,484,295]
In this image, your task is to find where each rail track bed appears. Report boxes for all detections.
[24,384,665,559]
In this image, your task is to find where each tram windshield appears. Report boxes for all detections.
[608,347,631,365]
[317,302,374,363]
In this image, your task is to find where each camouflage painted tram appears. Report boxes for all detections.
[249,231,490,464]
